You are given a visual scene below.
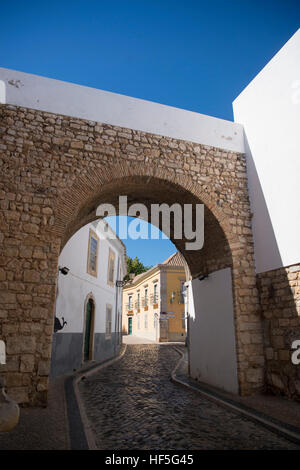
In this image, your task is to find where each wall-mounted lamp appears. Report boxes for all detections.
[54,316,67,333]
[116,272,135,287]
[59,266,70,275]
[198,274,209,281]
[170,291,176,303]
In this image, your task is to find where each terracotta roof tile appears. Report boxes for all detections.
[161,251,185,266]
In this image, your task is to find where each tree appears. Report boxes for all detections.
[125,256,151,279]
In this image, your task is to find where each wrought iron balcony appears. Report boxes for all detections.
[170,291,185,304]
[150,293,159,305]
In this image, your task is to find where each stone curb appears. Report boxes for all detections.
[65,344,127,450]
[171,346,300,447]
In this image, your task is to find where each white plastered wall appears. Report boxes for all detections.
[0,67,244,153]
[233,29,300,273]
[56,220,125,335]
[188,268,239,394]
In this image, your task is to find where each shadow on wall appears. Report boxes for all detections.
[243,132,283,273]
[257,264,300,401]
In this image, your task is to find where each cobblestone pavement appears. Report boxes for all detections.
[78,345,299,450]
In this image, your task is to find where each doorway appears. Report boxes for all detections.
[128,317,133,335]
[84,298,95,361]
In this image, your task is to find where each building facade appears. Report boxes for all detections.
[122,252,187,342]
[50,220,127,378]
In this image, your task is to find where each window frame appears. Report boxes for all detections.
[87,229,99,277]
[107,248,116,286]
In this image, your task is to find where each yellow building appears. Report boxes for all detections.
[122,252,187,342]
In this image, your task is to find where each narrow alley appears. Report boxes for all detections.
[78,344,299,450]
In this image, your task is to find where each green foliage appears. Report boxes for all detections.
[125,256,151,280]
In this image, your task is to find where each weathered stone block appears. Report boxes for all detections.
[20,354,35,373]
[0,292,16,303]
[24,270,40,283]
[36,377,48,392]
[6,336,36,355]
[37,360,50,377]
[246,367,264,383]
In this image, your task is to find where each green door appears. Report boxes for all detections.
[128,317,132,335]
[84,299,93,361]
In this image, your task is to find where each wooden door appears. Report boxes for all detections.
[84,299,94,361]
[128,317,132,335]
[159,318,168,342]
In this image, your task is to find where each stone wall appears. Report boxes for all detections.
[0,103,264,405]
[257,264,300,400]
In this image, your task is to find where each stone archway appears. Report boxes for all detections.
[0,103,264,405]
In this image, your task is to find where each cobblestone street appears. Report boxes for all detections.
[78,345,299,450]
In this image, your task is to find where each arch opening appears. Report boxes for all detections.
[51,174,248,397]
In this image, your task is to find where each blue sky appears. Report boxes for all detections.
[1,0,299,266]
[1,0,299,121]
[105,217,177,267]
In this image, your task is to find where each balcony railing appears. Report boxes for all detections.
[125,303,133,311]
[134,300,140,310]
[150,293,159,305]
[142,296,149,307]
[170,291,185,304]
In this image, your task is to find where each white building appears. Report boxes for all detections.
[50,220,127,378]
[233,28,300,274]
[186,29,300,395]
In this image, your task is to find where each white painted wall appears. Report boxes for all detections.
[233,29,300,273]
[188,268,239,394]
[0,67,243,153]
[56,220,126,335]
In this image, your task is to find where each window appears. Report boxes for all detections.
[128,295,133,310]
[179,281,185,304]
[144,288,148,306]
[87,229,99,277]
[106,304,112,338]
[137,314,140,329]
[153,283,158,304]
[137,292,140,309]
[144,312,148,329]
[107,248,115,286]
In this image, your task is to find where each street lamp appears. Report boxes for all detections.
[116,272,135,287]
[198,273,209,281]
